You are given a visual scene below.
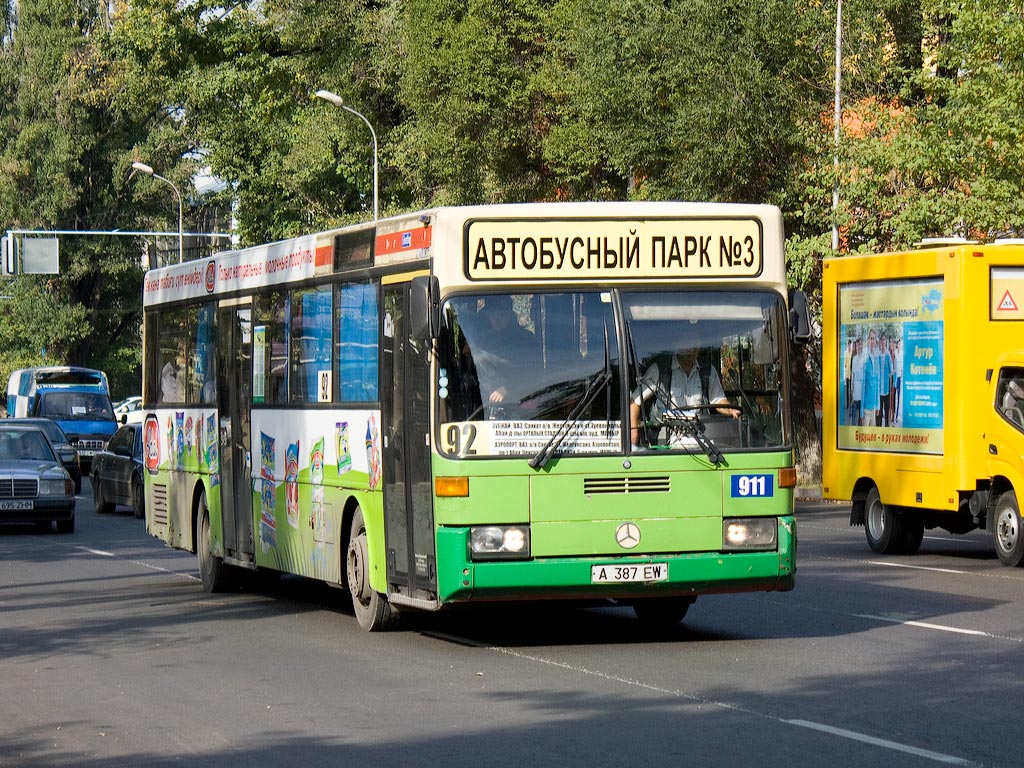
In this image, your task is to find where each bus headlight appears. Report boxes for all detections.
[723,518,777,551]
[470,525,531,560]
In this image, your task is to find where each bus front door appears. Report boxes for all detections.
[381,285,437,602]
[217,304,255,564]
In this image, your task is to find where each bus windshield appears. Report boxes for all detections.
[436,289,789,458]
[622,290,790,453]
[437,291,621,458]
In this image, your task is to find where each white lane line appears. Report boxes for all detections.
[491,647,976,765]
[72,544,199,581]
[868,560,969,574]
[75,546,114,557]
[784,719,974,765]
[853,613,1019,641]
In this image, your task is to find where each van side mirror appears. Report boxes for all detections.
[788,289,811,344]
[410,275,439,340]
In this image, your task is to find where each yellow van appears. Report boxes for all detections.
[822,240,1024,566]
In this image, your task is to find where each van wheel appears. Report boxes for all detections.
[993,492,1024,567]
[864,487,904,554]
[197,492,229,592]
[345,506,396,631]
[899,517,925,554]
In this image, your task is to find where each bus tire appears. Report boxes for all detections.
[197,492,229,592]
[631,596,695,628]
[346,506,396,631]
[864,487,903,554]
[993,491,1024,567]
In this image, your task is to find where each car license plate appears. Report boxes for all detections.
[0,500,33,511]
[591,563,668,583]
[78,449,97,457]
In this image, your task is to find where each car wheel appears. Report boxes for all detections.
[131,476,145,519]
[93,474,114,514]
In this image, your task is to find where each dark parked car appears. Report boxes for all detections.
[0,423,76,532]
[92,423,145,518]
[12,417,82,494]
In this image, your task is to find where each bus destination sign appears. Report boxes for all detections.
[464,217,763,281]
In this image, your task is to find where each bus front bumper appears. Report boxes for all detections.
[435,515,796,603]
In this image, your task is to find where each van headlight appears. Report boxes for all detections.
[723,518,777,551]
[470,525,531,560]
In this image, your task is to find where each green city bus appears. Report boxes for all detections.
[142,202,809,630]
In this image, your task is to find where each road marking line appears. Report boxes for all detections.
[784,719,974,765]
[868,560,968,574]
[75,546,114,557]
[491,647,977,765]
[854,613,1005,638]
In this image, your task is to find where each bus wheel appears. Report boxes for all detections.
[993,492,1024,567]
[345,506,396,631]
[632,596,695,628]
[864,487,904,554]
[197,493,228,592]
[131,476,145,520]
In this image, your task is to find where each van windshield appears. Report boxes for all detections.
[37,392,115,422]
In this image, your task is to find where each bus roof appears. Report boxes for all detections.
[143,201,787,308]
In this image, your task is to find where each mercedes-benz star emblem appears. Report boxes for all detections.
[615,522,641,549]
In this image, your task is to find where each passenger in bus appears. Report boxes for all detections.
[160,346,186,402]
[629,324,736,447]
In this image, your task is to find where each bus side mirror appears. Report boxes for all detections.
[788,289,811,345]
[410,275,439,340]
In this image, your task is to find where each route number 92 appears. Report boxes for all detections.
[443,423,478,456]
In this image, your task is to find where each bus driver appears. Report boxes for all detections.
[630,324,736,448]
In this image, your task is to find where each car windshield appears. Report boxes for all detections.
[37,391,115,421]
[24,420,68,445]
[0,429,57,461]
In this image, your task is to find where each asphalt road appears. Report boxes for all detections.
[2,483,1022,767]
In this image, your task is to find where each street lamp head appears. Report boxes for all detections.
[314,89,344,108]
[132,161,155,175]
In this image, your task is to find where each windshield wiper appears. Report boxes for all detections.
[661,407,725,465]
[530,321,614,470]
[529,368,612,469]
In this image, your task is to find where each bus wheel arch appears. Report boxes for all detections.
[193,481,230,592]
[344,502,396,631]
[849,477,876,527]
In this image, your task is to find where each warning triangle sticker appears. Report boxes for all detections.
[999,290,1018,311]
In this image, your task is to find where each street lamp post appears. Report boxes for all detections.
[132,161,184,264]
[832,0,843,252]
[315,89,379,222]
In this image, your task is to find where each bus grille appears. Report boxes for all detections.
[583,476,670,495]
[0,478,38,498]
[151,483,169,526]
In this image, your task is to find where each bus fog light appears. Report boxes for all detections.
[470,525,531,560]
[723,518,777,550]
